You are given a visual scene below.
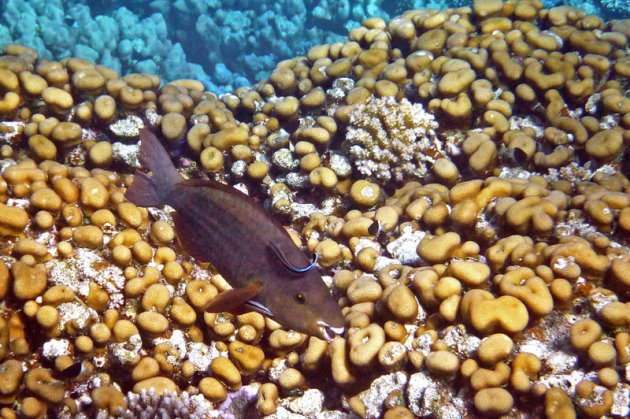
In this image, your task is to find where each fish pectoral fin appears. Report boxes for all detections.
[244,300,274,318]
[171,212,209,262]
[269,241,318,274]
[205,282,263,314]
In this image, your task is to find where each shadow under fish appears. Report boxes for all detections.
[126,128,345,341]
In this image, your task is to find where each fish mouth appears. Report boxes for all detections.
[317,321,345,342]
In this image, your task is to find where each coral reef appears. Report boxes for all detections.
[0,0,630,418]
[1,0,630,94]
[0,0,210,85]
[0,0,369,92]
[344,96,440,185]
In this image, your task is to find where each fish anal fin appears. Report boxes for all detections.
[205,282,263,314]
[172,212,209,262]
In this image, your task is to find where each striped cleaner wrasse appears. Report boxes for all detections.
[126,128,345,341]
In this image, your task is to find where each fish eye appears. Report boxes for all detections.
[295,293,306,304]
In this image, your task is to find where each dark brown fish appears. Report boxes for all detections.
[126,128,345,341]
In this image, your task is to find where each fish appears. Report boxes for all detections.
[125,128,345,341]
[59,362,83,379]
[368,220,383,237]
[58,361,90,380]
[305,16,349,37]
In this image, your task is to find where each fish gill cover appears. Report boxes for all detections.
[1,0,630,418]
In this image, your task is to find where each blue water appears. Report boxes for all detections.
[0,0,628,93]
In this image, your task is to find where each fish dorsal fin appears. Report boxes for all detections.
[179,177,236,191]
[205,281,263,314]
[171,212,210,262]
[178,178,299,244]
[269,241,318,274]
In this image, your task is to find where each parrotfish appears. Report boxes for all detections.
[126,128,345,341]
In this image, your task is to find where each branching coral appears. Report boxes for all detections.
[114,389,215,419]
[343,96,441,186]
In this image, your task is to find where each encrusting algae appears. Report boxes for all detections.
[0,0,628,417]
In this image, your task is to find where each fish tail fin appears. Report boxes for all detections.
[138,127,182,187]
[125,128,182,207]
[125,170,163,207]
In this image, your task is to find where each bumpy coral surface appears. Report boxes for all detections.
[344,96,441,185]
[1,0,630,418]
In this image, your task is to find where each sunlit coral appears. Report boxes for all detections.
[344,96,441,185]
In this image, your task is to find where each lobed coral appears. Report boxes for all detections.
[2,0,628,94]
[0,0,630,418]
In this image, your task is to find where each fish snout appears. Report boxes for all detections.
[317,321,345,342]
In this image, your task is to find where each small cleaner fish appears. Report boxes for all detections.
[126,128,345,341]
